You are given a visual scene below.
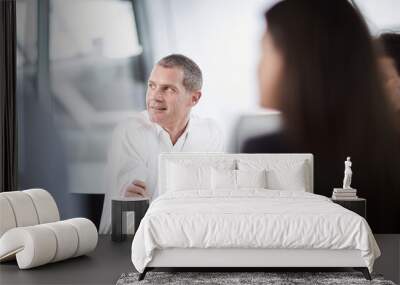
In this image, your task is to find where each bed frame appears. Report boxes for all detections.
[138,153,372,281]
[139,248,370,280]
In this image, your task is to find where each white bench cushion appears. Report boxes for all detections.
[0,218,98,269]
[24,189,60,224]
[0,189,60,238]
[0,196,17,237]
[1,191,39,227]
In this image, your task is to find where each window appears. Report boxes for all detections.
[16,0,148,219]
[49,0,146,194]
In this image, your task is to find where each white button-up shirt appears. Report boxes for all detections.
[100,111,224,233]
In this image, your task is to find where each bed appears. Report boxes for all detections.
[131,153,380,280]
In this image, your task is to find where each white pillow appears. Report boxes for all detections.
[211,168,236,190]
[238,159,308,191]
[167,163,211,191]
[211,169,268,190]
[236,169,267,189]
[266,162,307,191]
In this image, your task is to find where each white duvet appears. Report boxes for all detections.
[131,190,380,273]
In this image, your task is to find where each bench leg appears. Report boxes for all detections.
[354,267,371,280]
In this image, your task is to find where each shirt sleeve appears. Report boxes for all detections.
[206,120,225,152]
[107,123,148,198]
[99,121,148,234]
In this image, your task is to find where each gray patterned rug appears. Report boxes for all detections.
[116,272,396,285]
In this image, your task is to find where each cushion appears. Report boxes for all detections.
[0,196,16,237]
[167,163,211,191]
[211,169,268,190]
[238,159,308,191]
[211,168,236,190]
[0,189,60,238]
[161,157,236,194]
[23,189,60,224]
[0,226,58,268]
[236,169,267,188]
[0,191,39,227]
[64,218,98,257]
[42,221,79,262]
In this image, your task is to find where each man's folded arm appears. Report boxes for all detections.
[107,123,148,198]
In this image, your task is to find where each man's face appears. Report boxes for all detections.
[146,65,197,127]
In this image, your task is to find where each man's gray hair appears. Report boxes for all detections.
[157,54,203,91]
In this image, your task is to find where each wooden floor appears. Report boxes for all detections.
[0,235,398,285]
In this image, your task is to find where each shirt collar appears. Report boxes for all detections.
[152,113,192,140]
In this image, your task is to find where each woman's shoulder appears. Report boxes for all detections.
[241,132,292,153]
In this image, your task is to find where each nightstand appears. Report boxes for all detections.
[331,198,366,219]
[112,196,150,242]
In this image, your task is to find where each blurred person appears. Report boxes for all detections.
[243,0,400,233]
[377,33,400,115]
[379,33,400,72]
[100,54,224,234]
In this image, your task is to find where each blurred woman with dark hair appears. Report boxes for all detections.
[380,33,400,71]
[377,33,400,117]
[243,0,400,233]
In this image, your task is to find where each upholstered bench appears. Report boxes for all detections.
[0,189,98,269]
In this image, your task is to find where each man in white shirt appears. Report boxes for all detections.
[100,54,224,234]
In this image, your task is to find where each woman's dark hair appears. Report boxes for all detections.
[264,0,400,232]
[379,33,400,72]
[265,0,398,151]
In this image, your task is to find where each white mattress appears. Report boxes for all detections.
[131,190,380,273]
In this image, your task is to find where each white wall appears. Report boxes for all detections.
[354,0,400,34]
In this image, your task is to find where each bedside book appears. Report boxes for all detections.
[332,192,357,196]
[332,188,357,199]
[332,195,358,200]
[333,188,357,193]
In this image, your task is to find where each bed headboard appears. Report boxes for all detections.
[158,153,313,195]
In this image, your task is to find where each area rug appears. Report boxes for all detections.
[116,271,396,285]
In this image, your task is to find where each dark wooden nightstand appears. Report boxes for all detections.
[331,198,366,219]
[112,197,149,242]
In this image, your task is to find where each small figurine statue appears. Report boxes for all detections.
[342,157,353,189]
